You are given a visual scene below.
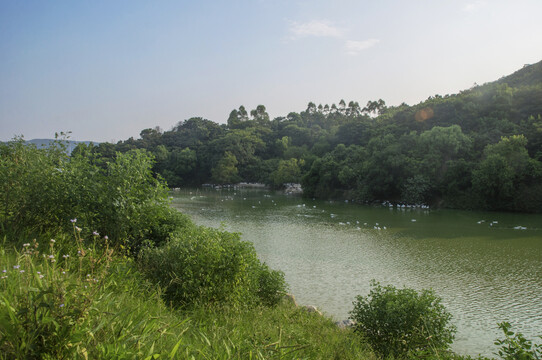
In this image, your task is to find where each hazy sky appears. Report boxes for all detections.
[1,0,541,142]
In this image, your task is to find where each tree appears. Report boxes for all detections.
[273,136,290,158]
[301,156,339,198]
[271,158,304,187]
[336,120,371,146]
[301,145,366,198]
[210,128,265,166]
[472,135,537,210]
[347,101,361,117]
[211,151,240,184]
[139,127,162,149]
[250,105,270,126]
[485,135,530,173]
[161,147,197,187]
[523,114,542,158]
[357,134,413,201]
[401,175,432,204]
[227,109,241,129]
[419,125,471,182]
[281,124,312,147]
[338,99,346,115]
[306,102,317,114]
[472,155,514,209]
[363,99,387,116]
[171,117,224,149]
[152,144,168,163]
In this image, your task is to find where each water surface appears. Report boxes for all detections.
[171,187,542,356]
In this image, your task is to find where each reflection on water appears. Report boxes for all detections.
[171,188,542,357]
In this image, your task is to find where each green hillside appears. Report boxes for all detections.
[497,59,542,88]
[76,61,542,212]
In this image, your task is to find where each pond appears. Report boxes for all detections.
[170,187,542,357]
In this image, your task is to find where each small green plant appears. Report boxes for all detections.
[495,322,542,360]
[349,281,456,358]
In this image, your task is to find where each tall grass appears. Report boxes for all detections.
[0,228,376,359]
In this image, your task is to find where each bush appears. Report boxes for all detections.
[349,281,456,358]
[0,137,185,251]
[0,136,70,235]
[138,225,287,308]
[257,263,288,307]
[495,322,542,360]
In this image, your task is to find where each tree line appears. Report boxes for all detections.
[77,61,542,212]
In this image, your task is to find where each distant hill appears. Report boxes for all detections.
[26,139,98,153]
[496,59,542,88]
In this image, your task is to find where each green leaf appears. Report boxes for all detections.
[169,337,183,359]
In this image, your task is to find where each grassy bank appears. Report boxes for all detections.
[0,231,375,359]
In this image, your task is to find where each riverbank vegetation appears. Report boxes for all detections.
[0,232,375,359]
[0,138,372,358]
[75,60,542,212]
[1,136,541,359]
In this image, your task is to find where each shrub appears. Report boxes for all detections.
[257,263,288,307]
[0,136,70,235]
[138,226,287,308]
[349,281,456,358]
[0,137,185,251]
[495,322,542,360]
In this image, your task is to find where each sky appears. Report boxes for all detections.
[1,0,542,143]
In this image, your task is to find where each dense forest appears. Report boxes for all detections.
[78,60,542,212]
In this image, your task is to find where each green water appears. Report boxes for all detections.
[171,187,542,356]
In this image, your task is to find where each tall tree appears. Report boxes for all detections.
[251,105,270,126]
[212,151,240,184]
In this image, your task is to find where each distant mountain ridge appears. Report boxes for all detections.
[26,139,98,153]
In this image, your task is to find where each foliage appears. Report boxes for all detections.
[494,322,542,360]
[0,228,376,360]
[0,225,113,358]
[349,281,456,358]
[401,175,432,204]
[97,62,542,212]
[212,151,240,184]
[256,262,288,307]
[0,231,343,358]
[472,135,542,211]
[0,135,71,235]
[1,130,375,359]
[271,158,305,187]
[137,225,287,308]
[0,137,189,250]
[156,147,197,187]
